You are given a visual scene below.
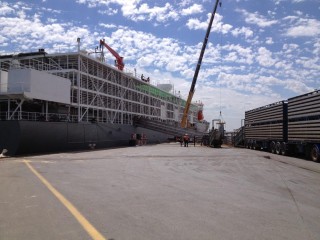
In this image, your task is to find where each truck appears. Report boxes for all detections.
[244,90,320,162]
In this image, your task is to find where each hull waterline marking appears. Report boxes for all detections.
[23,159,107,240]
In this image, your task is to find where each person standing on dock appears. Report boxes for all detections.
[183,133,190,147]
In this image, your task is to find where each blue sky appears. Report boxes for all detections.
[0,0,319,130]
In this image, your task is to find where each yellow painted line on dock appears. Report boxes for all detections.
[23,159,107,240]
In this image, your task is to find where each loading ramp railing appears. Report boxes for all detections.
[233,126,245,147]
[133,117,207,140]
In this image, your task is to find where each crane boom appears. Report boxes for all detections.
[99,39,124,71]
[180,0,220,128]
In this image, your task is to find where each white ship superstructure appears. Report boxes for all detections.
[0,50,207,129]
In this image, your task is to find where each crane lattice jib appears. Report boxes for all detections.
[180,0,220,128]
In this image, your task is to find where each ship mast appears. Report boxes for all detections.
[180,0,221,128]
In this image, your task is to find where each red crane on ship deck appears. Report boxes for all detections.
[99,39,124,71]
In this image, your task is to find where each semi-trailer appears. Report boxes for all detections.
[244,90,320,162]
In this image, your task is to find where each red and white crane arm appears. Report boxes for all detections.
[99,39,124,71]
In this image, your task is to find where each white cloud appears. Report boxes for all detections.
[0,35,8,43]
[181,4,203,16]
[98,8,118,16]
[137,54,155,67]
[274,60,293,70]
[265,37,274,44]
[0,13,93,52]
[132,3,177,22]
[178,0,193,8]
[186,17,207,30]
[283,15,299,22]
[313,40,320,55]
[296,57,320,70]
[231,26,253,39]
[186,13,233,34]
[284,80,314,94]
[99,23,117,29]
[256,47,277,67]
[0,3,14,15]
[77,0,179,23]
[257,75,282,86]
[274,0,285,5]
[217,72,276,96]
[282,43,299,53]
[294,10,303,16]
[237,9,278,27]
[221,44,254,65]
[47,18,57,23]
[284,18,320,37]
[40,7,62,14]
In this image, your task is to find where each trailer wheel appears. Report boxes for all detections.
[270,141,276,154]
[280,142,287,156]
[275,142,281,155]
[310,145,320,162]
[253,141,258,150]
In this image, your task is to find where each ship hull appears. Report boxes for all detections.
[0,121,172,156]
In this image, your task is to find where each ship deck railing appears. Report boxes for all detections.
[0,110,135,125]
[0,111,78,122]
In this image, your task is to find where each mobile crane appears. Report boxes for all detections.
[180,0,221,128]
[99,39,124,71]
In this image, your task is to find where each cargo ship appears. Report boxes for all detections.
[0,40,209,156]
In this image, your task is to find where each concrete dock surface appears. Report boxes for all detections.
[1,143,320,240]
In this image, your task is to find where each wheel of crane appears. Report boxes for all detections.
[275,142,281,155]
[270,141,276,154]
[310,145,320,162]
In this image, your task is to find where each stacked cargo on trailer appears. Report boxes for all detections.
[244,90,320,162]
[287,90,320,161]
[244,101,287,152]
